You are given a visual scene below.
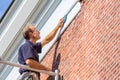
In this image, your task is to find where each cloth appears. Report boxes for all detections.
[17,72,40,80]
[18,40,42,74]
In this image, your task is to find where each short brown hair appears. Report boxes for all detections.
[22,24,33,40]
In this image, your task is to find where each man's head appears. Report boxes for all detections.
[22,24,40,41]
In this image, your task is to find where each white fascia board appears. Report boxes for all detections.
[0,0,39,56]
[35,0,62,28]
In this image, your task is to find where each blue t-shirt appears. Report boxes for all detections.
[18,40,42,74]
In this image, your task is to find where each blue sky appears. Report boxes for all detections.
[0,0,13,20]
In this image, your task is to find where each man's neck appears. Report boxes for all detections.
[29,39,36,44]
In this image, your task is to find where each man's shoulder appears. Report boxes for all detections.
[20,41,30,49]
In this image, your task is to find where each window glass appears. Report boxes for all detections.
[0,0,14,22]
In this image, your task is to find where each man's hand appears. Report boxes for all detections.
[57,18,64,28]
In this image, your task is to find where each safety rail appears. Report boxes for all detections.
[0,58,59,80]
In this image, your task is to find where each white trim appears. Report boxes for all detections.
[0,0,39,56]
[0,0,22,35]
[35,0,62,30]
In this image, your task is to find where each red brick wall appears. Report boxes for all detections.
[41,0,120,80]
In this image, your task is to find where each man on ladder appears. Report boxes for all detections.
[17,18,64,80]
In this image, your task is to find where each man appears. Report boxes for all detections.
[18,18,64,80]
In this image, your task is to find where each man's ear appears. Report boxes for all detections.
[29,32,33,38]
[32,32,37,38]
